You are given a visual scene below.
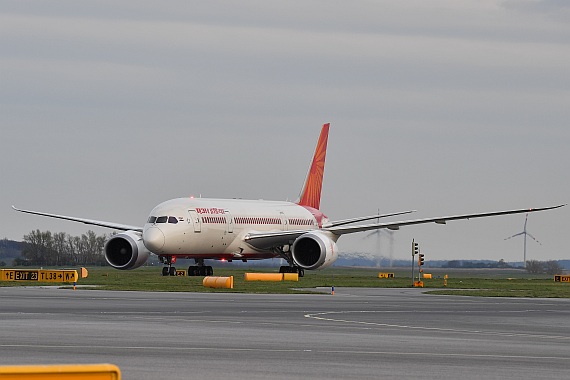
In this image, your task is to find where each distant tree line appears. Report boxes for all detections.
[442,259,513,269]
[525,260,563,275]
[442,259,564,274]
[15,230,108,267]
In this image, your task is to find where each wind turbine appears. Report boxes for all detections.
[504,213,541,266]
[365,209,396,267]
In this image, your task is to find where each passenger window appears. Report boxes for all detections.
[156,216,168,223]
[168,216,178,224]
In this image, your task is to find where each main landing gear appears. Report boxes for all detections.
[189,258,213,276]
[187,265,213,276]
[274,247,305,278]
[159,256,214,277]
[279,266,305,278]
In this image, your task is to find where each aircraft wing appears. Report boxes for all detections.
[243,204,564,250]
[12,206,143,232]
[324,204,566,236]
[323,209,417,228]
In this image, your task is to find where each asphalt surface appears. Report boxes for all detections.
[0,286,569,380]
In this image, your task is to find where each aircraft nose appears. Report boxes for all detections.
[143,227,165,252]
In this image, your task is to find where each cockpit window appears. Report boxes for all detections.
[148,216,157,224]
[168,216,178,224]
[156,216,168,223]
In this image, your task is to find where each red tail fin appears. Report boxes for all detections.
[297,123,330,210]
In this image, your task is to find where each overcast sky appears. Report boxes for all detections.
[1,0,568,263]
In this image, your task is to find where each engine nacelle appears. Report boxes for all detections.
[291,231,339,270]
[104,231,151,270]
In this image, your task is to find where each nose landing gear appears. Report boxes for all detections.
[159,255,177,276]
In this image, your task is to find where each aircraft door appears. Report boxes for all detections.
[225,210,234,233]
[188,210,202,232]
[280,212,288,231]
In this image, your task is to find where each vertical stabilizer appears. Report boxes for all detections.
[297,123,330,210]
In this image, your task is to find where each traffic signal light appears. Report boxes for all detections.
[412,240,419,256]
[418,253,425,266]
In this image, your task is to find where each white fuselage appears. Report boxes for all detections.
[142,198,329,260]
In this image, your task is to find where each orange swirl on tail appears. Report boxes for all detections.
[297,123,330,210]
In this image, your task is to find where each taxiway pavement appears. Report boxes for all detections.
[0,286,568,379]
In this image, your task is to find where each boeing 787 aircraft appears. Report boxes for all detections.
[13,124,563,276]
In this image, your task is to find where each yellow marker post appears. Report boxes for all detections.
[0,363,121,379]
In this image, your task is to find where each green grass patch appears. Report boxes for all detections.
[1,266,569,297]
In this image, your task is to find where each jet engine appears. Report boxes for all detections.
[291,231,338,270]
[104,231,150,270]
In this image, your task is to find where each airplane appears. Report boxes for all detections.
[13,123,564,277]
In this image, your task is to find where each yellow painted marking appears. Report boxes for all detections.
[0,363,121,379]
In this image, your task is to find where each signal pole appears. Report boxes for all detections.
[411,239,419,287]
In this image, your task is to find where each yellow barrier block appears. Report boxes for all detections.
[244,273,284,282]
[378,272,394,279]
[283,273,299,281]
[0,363,121,379]
[422,273,432,279]
[203,276,234,289]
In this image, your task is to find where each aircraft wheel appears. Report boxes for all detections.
[162,267,169,276]
[206,266,214,276]
[188,266,198,276]
[169,267,177,276]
